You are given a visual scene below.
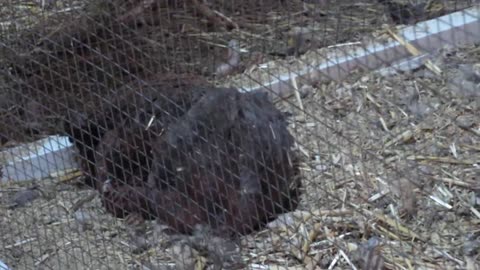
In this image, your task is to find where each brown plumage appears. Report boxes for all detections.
[146,88,301,236]
[62,74,210,189]
[88,81,214,218]
[64,80,301,236]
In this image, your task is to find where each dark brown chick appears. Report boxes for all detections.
[147,88,301,236]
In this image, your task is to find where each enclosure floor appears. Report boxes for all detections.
[0,0,474,145]
[1,41,479,269]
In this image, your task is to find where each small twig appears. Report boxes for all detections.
[4,238,36,249]
[291,76,305,121]
[302,224,322,254]
[384,129,414,148]
[34,242,69,267]
[469,207,480,219]
[327,41,361,48]
[386,28,442,76]
[327,252,341,270]
[368,189,390,202]
[293,209,355,223]
[406,155,479,165]
[365,209,424,241]
[212,10,239,30]
[428,195,453,209]
[55,169,83,184]
[434,176,475,189]
[56,200,70,215]
[145,115,155,130]
[432,248,464,266]
[339,249,358,270]
[378,117,390,132]
[373,224,401,241]
[295,142,310,157]
[35,252,52,267]
[70,192,97,213]
[365,93,381,108]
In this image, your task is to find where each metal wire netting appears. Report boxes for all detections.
[0,0,479,269]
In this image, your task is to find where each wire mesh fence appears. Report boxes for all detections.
[0,0,479,269]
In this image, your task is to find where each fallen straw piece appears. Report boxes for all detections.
[387,28,443,76]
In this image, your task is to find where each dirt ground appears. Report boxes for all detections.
[1,41,479,270]
[1,1,479,270]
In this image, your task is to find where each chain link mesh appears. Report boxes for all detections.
[1,0,479,269]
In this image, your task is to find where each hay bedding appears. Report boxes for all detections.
[1,43,479,269]
[1,1,479,270]
[1,0,473,145]
[268,43,480,269]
